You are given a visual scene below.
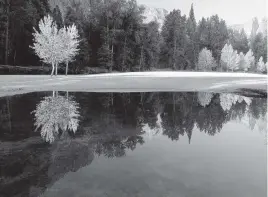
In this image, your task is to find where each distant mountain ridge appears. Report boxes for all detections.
[141,5,168,29]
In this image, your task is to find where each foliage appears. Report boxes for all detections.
[32,15,79,75]
[257,56,266,73]
[244,49,255,71]
[250,32,267,64]
[196,15,229,63]
[220,43,239,71]
[161,9,188,70]
[238,52,247,71]
[59,24,80,74]
[31,15,61,65]
[0,0,49,65]
[228,28,249,54]
[197,48,216,71]
[0,0,265,74]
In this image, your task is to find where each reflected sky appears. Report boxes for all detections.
[0,91,266,197]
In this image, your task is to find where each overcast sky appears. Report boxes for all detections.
[137,0,267,25]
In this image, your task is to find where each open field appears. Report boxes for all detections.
[0,72,267,97]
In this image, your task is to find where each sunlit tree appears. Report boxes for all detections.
[31,15,63,76]
[238,52,247,72]
[32,15,79,76]
[257,56,266,73]
[197,48,216,71]
[221,43,239,71]
[59,24,80,75]
[244,49,255,72]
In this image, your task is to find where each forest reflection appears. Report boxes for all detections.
[30,91,267,145]
[0,91,266,197]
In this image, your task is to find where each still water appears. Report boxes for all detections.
[0,91,267,197]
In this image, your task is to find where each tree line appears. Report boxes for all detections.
[0,0,267,73]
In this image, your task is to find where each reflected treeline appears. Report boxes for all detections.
[0,91,266,197]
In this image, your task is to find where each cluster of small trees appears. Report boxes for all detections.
[31,15,79,76]
[197,43,267,73]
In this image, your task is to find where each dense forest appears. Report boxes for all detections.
[0,0,267,73]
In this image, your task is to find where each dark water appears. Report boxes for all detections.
[0,91,267,197]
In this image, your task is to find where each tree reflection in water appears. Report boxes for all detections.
[28,91,266,145]
[0,91,266,197]
[32,91,80,143]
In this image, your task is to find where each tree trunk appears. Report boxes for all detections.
[173,38,177,70]
[65,62,69,76]
[122,36,127,71]
[139,45,144,71]
[13,50,16,65]
[110,25,115,72]
[51,62,55,76]
[55,63,58,76]
[5,0,10,65]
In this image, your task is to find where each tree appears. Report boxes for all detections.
[32,15,62,76]
[250,32,267,64]
[52,5,63,28]
[0,0,50,66]
[221,43,239,71]
[136,21,161,71]
[196,15,229,64]
[59,24,80,75]
[161,9,188,70]
[244,49,255,72]
[186,3,197,68]
[257,56,266,73]
[197,48,216,71]
[238,52,247,72]
[64,4,90,71]
[250,17,259,42]
[228,28,249,54]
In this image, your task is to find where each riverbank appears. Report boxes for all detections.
[0,72,266,97]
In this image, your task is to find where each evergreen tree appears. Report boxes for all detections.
[228,28,249,54]
[52,5,63,28]
[250,32,267,64]
[161,9,188,70]
[98,27,113,70]
[136,21,160,71]
[0,0,50,66]
[250,17,259,40]
[197,15,229,65]
[186,3,197,69]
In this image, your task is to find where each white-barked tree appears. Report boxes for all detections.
[32,15,80,76]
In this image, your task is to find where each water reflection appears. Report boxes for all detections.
[32,91,80,143]
[0,91,266,197]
